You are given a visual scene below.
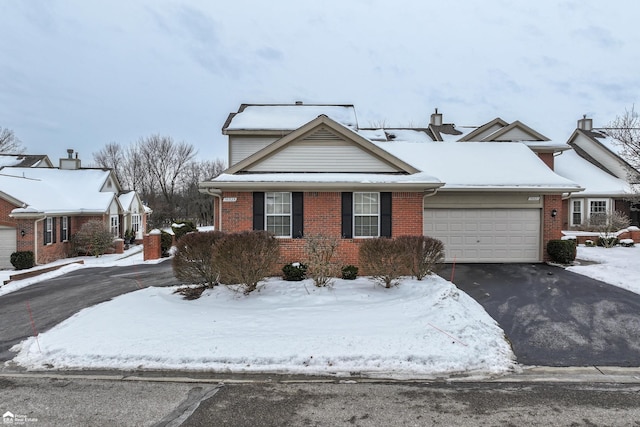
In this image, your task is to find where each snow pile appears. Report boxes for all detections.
[10,276,515,378]
[568,245,640,295]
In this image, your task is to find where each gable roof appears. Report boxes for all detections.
[458,118,510,141]
[0,167,121,216]
[0,154,53,168]
[223,103,358,134]
[567,128,640,183]
[224,115,420,175]
[555,149,632,197]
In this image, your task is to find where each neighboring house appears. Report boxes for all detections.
[200,103,582,265]
[557,117,640,228]
[0,153,54,168]
[118,191,149,241]
[0,150,148,268]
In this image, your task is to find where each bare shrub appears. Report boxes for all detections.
[581,211,631,248]
[172,231,225,286]
[72,220,114,257]
[213,231,280,294]
[395,235,445,280]
[305,234,340,287]
[358,238,409,288]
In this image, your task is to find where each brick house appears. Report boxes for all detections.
[199,103,582,266]
[0,150,148,268]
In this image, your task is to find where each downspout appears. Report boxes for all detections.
[200,188,223,231]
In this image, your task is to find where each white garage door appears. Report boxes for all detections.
[0,227,17,269]
[424,209,541,263]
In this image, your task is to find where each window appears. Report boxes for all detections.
[45,217,53,244]
[571,200,583,226]
[61,216,69,241]
[132,214,140,235]
[265,192,291,237]
[110,215,119,237]
[589,199,608,225]
[354,192,379,237]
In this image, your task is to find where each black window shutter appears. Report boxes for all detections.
[380,192,392,237]
[253,192,265,230]
[292,192,303,238]
[43,218,48,245]
[52,218,57,243]
[341,192,353,238]
[68,217,71,239]
[60,217,64,240]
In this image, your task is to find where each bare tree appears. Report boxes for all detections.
[0,126,25,153]
[93,142,126,184]
[606,106,640,171]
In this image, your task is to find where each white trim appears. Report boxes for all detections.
[110,215,119,237]
[587,198,610,218]
[353,191,380,238]
[570,199,583,227]
[265,192,292,238]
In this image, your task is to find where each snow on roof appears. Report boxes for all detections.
[0,154,48,168]
[118,191,137,211]
[357,129,434,143]
[0,167,116,215]
[374,141,582,190]
[439,126,475,142]
[226,105,358,130]
[554,149,632,196]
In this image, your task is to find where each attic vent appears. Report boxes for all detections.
[303,128,343,141]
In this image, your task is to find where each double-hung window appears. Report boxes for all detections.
[44,217,53,244]
[61,216,69,241]
[265,192,291,237]
[132,214,140,235]
[589,199,608,225]
[571,200,583,226]
[110,215,119,237]
[354,192,379,237]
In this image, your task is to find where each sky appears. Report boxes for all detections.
[1,0,640,166]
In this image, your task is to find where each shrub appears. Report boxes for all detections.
[546,240,576,264]
[359,238,408,288]
[597,236,618,248]
[161,231,173,257]
[341,265,358,280]
[214,231,280,294]
[304,234,340,287]
[172,231,225,287]
[282,262,307,281]
[72,220,114,257]
[585,239,596,247]
[172,220,197,241]
[395,235,445,280]
[10,251,34,270]
[620,238,635,247]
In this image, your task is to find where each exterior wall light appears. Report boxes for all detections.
[20,229,26,237]
[551,209,558,217]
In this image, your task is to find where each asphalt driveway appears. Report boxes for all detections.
[438,263,640,367]
[0,260,179,363]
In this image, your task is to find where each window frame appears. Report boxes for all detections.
[571,199,583,226]
[110,215,119,237]
[61,216,69,242]
[353,191,380,238]
[131,214,140,235]
[265,191,292,238]
[588,198,609,223]
[44,216,53,245]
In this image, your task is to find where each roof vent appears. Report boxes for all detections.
[577,114,593,131]
[295,101,303,105]
[430,108,443,126]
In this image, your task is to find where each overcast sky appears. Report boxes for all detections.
[1,0,639,165]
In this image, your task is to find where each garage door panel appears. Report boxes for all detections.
[424,208,541,262]
[0,227,17,269]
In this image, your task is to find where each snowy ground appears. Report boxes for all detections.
[4,243,638,378]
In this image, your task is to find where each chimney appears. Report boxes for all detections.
[295,101,303,105]
[577,114,593,131]
[59,148,81,170]
[430,108,443,126]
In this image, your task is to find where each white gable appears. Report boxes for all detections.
[492,127,540,141]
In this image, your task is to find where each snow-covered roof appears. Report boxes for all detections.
[118,191,137,211]
[225,104,358,131]
[0,154,51,168]
[375,141,582,191]
[0,167,117,215]
[555,149,632,197]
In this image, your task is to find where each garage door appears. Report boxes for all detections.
[0,227,17,269]
[423,209,541,263]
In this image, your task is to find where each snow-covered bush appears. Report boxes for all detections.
[71,220,114,257]
[358,237,408,288]
[597,236,618,248]
[546,239,576,264]
[214,231,280,294]
[172,220,197,241]
[341,265,358,280]
[282,262,307,281]
[304,234,340,287]
[620,238,635,247]
[395,235,445,280]
[585,239,595,247]
[172,231,225,287]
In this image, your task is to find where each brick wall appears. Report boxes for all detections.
[543,194,563,261]
[0,198,19,227]
[143,232,162,260]
[537,152,554,170]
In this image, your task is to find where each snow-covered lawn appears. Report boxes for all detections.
[5,243,638,378]
[10,274,515,378]
[568,245,640,295]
